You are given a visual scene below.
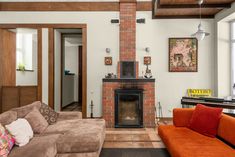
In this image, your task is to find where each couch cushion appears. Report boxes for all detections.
[11,101,42,118]
[0,111,17,126]
[9,134,60,157]
[218,114,235,147]
[188,104,222,137]
[40,103,58,125]
[0,124,15,157]
[45,119,105,153]
[158,125,235,157]
[25,108,49,134]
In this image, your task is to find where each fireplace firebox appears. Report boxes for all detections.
[115,89,143,128]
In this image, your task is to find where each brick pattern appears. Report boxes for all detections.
[120,2,136,61]
[103,82,156,128]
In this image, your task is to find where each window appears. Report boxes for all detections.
[16,31,36,71]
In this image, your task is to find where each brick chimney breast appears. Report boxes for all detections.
[119,1,136,61]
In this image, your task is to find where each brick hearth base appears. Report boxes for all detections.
[102,79,156,128]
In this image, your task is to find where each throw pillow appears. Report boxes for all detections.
[188,104,223,137]
[0,124,15,157]
[25,109,49,134]
[5,119,33,147]
[39,103,58,125]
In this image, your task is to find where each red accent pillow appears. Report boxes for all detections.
[188,104,223,137]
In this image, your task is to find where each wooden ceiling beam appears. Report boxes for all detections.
[0,2,152,11]
[157,0,231,9]
[158,3,231,9]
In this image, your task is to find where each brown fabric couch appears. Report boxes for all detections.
[0,102,106,157]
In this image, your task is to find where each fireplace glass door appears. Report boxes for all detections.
[115,89,143,128]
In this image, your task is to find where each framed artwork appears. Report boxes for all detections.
[104,57,112,65]
[144,56,151,65]
[169,38,198,72]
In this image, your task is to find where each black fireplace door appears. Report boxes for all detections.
[115,89,143,128]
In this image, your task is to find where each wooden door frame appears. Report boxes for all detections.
[48,25,87,118]
[0,24,87,118]
[0,25,42,101]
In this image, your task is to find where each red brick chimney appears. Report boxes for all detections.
[119,0,136,61]
[118,0,138,78]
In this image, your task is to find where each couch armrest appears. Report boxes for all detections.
[173,108,194,127]
[57,111,82,121]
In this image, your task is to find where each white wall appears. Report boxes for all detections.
[64,45,79,102]
[214,2,235,97]
[136,12,215,117]
[216,22,231,97]
[0,11,215,117]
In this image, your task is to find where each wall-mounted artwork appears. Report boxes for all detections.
[144,56,151,65]
[169,38,198,72]
[104,57,112,65]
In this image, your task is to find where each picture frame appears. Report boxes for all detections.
[169,38,198,72]
[144,56,151,65]
[104,57,112,65]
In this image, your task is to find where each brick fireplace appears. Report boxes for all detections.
[102,0,156,128]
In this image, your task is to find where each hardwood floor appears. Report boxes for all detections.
[62,102,82,112]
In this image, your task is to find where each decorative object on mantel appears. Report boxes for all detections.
[144,56,151,65]
[144,65,152,79]
[105,73,117,79]
[191,0,210,41]
[104,57,112,65]
[169,38,198,72]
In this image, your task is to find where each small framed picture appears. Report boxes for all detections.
[144,56,151,65]
[105,57,112,65]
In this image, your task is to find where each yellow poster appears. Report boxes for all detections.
[187,89,212,97]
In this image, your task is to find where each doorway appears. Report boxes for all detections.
[55,29,83,112]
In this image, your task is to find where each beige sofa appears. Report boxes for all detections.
[0,102,106,157]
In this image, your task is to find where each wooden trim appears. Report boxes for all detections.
[157,0,231,9]
[60,33,63,112]
[0,2,119,11]
[153,15,215,19]
[137,2,152,11]
[37,28,42,101]
[0,2,152,11]
[82,27,87,118]
[0,24,87,29]
[49,25,87,117]
[48,28,54,109]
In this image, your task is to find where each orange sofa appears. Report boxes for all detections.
[158,108,235,157]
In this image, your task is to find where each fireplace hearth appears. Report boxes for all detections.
[115,89,143,128]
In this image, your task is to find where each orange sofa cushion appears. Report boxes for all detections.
[158,125,235,157]
[188,104,223,137]
[218,114,235,146]
[173,108,194,127]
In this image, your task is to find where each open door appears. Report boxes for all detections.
[0,29,16,113]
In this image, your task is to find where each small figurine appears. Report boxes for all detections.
[144,65,152,79]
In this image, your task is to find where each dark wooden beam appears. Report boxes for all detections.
[0,2,152,11]
[153,14,215,19]
[158,3,231,9]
